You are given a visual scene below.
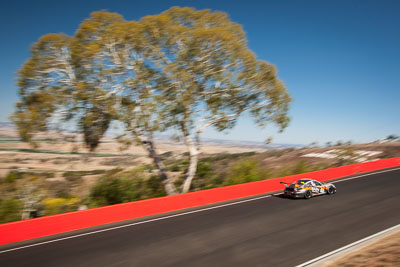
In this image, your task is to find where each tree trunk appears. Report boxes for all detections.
[181,134,200,193]
[142,138,178,195]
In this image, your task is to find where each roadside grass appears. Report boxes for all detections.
[169,152,336,191]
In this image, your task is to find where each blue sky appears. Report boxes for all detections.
[1,0,399,145]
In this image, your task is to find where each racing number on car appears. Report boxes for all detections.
[312,187,319,193]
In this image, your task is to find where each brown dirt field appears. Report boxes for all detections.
[0,141,268,178]
[322,229,400,267]
[0,127,272,178]
[1,138,399,179]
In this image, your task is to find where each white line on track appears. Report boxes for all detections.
[329,167,400,184]
[0,194,274,254]
[1,166,399,254]
[296,223,400,267]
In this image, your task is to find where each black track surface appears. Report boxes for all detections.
[1,168,400,267]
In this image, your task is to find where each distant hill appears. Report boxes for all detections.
[199,138,303,150]
[0,122,14,128]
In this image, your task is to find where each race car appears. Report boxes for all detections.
[281,179,336,199]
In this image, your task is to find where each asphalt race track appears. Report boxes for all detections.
[1,168,400,267]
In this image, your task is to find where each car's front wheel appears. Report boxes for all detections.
[304,190,312,199]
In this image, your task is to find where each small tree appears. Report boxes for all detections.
[335,140,343,146]
[325,141,332,147]
[309,141,319,148]
[386,135,399,141]
[0,198,23,223]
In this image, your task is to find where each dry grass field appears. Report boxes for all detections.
[0,140,268,177]
[1,125,399,180]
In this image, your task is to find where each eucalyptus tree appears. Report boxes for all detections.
[140,7,292,193]
[12,8,291,196]
[12,12,178,194]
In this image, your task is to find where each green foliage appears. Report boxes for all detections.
[47,181,71,198]
[90,177,134,206]
[63,170,107,184]
[160,151,173,159]
[187,161,214,190]
[201,152,256,163]
[105,168,124,176]
[336,140,344,146]
[386,135,399,141]
[169,152,267,190]
[166,152,256,174]
[185,156,334,191]
[0,198,22,223]
[195,161,212,178]
[32,171,55,179]
[292,159,310,175]
[191,160,225,190]
[263,150,286,158]
[224,159,265,185]
[5,171,23,183]
[168,163,181,172]
[89,168,165,207]
[166,159,189,172]
[42,197,81,216]
[63,172,83,184]
[80,108,113,152]
[5,170,54,181]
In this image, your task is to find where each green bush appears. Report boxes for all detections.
[42,197,81,216]
[292,160,311,175]
[89,168,166,207]
[106,168,124,176]
[5,171,23,183]
[48,181,71,198]
[201,152,256,163]
[63,169,107,182]
[168,163,181,172]
[90,177,135,206]
[0,198,22,223]
[224,159,263,186]
[160,151,173,159]
[195,161,212,178]
[166,159,189,172]
[189,161,225,190]
[63,172,83,184]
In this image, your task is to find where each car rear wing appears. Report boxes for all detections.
[280,182,289,187]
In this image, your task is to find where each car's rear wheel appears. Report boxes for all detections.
[304,190,312,199]
[327,186,336,195]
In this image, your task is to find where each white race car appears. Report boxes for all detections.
[281,179,336,199]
